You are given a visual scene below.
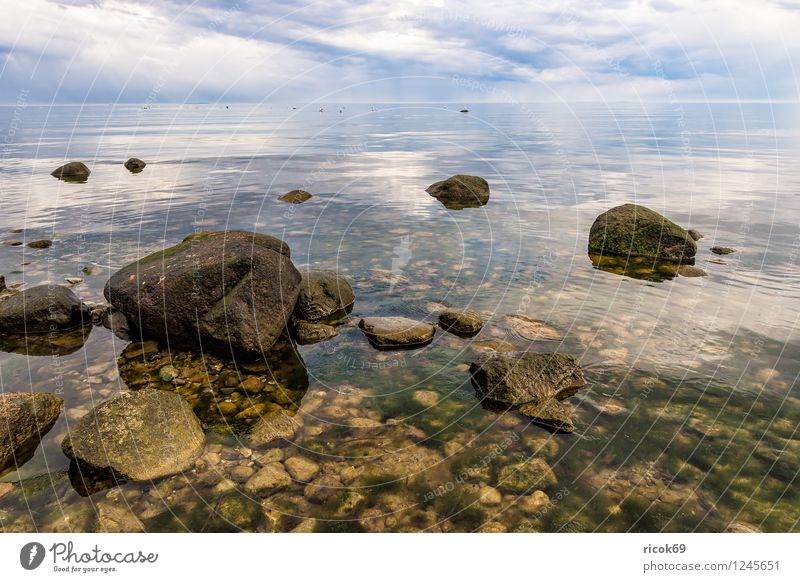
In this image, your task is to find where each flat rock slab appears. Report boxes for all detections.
[503,314,561,341]
[0,392,63,474]
[278,190,312,203]
[62,389,205,481]
[358,316,436,348]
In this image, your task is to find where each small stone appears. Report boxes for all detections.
[159,365,178,382]
[278,189,312,204]
[124,158,147,173]
[290,519,317,532]
[438,308,483,335]
[497,459,557,493]
[284,456,320,482]
[478,485,502,506]
[65,277,83,285]
[2,240,22,246]
[358,316,436,348]
[518,490,550,515]
[217,401,238,416]
[27,239,52,249]
[304,474,342,502]
[710,246,736,255]
[412,390,439,407]
[244,462,292,494]
[252,448,284,465]
[676,265,707,277]
[229,465,257,483]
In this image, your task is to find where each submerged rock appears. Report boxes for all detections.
[438,308,482,336]
[278,189,312,204]
[62,389,205,481]
[710,246,736,255]
[0,285,90,332]
[504,314,561,341]
[358,316,436,348]
[293,269,355,321]
[676,265,707,277]
[426,175,490,209]
[249,409,304,447]
[51,161,90,182]
[470,352,586,432]
[293,321,337,345]
[497,459,557,493]
[124,158,147,173]
[588,204,696,262]
[104,230,300,357]
[0,392,63,475]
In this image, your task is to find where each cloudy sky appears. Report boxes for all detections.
[1,0,798,104]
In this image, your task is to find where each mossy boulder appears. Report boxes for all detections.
[51,161,90,182]
[61,389,205,481]
[0,285,90,333]
[0,392,63,475]
[588,204,696,262]
[104,230,300,357]
[426,175,489,209]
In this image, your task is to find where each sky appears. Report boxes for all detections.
[1,0,798,104]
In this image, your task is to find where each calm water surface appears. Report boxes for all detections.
[0,103,798,532]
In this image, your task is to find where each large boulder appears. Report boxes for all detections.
[104,230,301,356]
[358,316,436,349]
[0,285,90,333]
[588,204,696,262]
[294,269,355,321]
[0,392,63,475]
[426,175,490,209]
[51,161,90,182]
[61,389,205,481]
[470,352,585,432]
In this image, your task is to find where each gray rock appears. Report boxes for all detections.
[284,456,320,482]
[588,204,696,262]
[293,321,337,345]
[124,158,147,173]
[0,285,90,332]
[61,389,205,481]
[51,161,90,182]
[426,174,490,209]
[358,316,436,348]
[244,462,292,494]
[104,230,300,357]
[0,392,63,474]
[294,269,355,321]
[438,308,482,335]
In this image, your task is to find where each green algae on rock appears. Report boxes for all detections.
[588,204,696,262]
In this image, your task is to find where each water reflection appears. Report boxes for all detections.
[0,325,92,357]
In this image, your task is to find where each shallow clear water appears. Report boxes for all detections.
[0,102,798,532]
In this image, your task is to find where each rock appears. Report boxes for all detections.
[459,108,469,113]
[518,490,550,514]
[65,277,82,285]
[293,269,355,321]
[0,392,63,474]
[687,229,704,241]
[478,485,502,506]
[0,284,90,332]
[278,189,312,204]
[588,204,696,262]
[504,314,561,341]
[284,456,320,482]
[676,265,707,277]
[358,316,436,348]
[96,501,145,532]
[244,462,292,494]
[27,239,52,249]
[104,230,300,356]
[248,409,303,446]
[470,352,585,406]
[304,474,342,502]
[3,240,22,246]
[725,521,761,533]
[229,465,256,483]
[470,352,585,432]
[438,308,482,336]
[426,175,490,209]
[412,390,439,407]
[124,158,146,173]
[293,321,337,345]
[710,246,736,255]
[497,459,557,493]
[51,161,90,182]
[102,310,129,333]
[61,389,205,481]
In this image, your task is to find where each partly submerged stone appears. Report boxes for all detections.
[710,246,736,255]
[438,308,482,336]
[61,389,205,481]
[248,409,304,447]
[104,230,300,357]
[278,189,312,204]
[0,392,63,475]
[51,161,90,182]
[358,316,436,348]
[124,158,147,173]
[0,285,90,333]
[244,462,292,495]
[426,175,490,209]
[470,352,586,432]
[687,229,704,241]
[503,314,561,341]
[27,239,52,249]
[293,321,337,345]
[588,204,696,262]
[294,269,355,321]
